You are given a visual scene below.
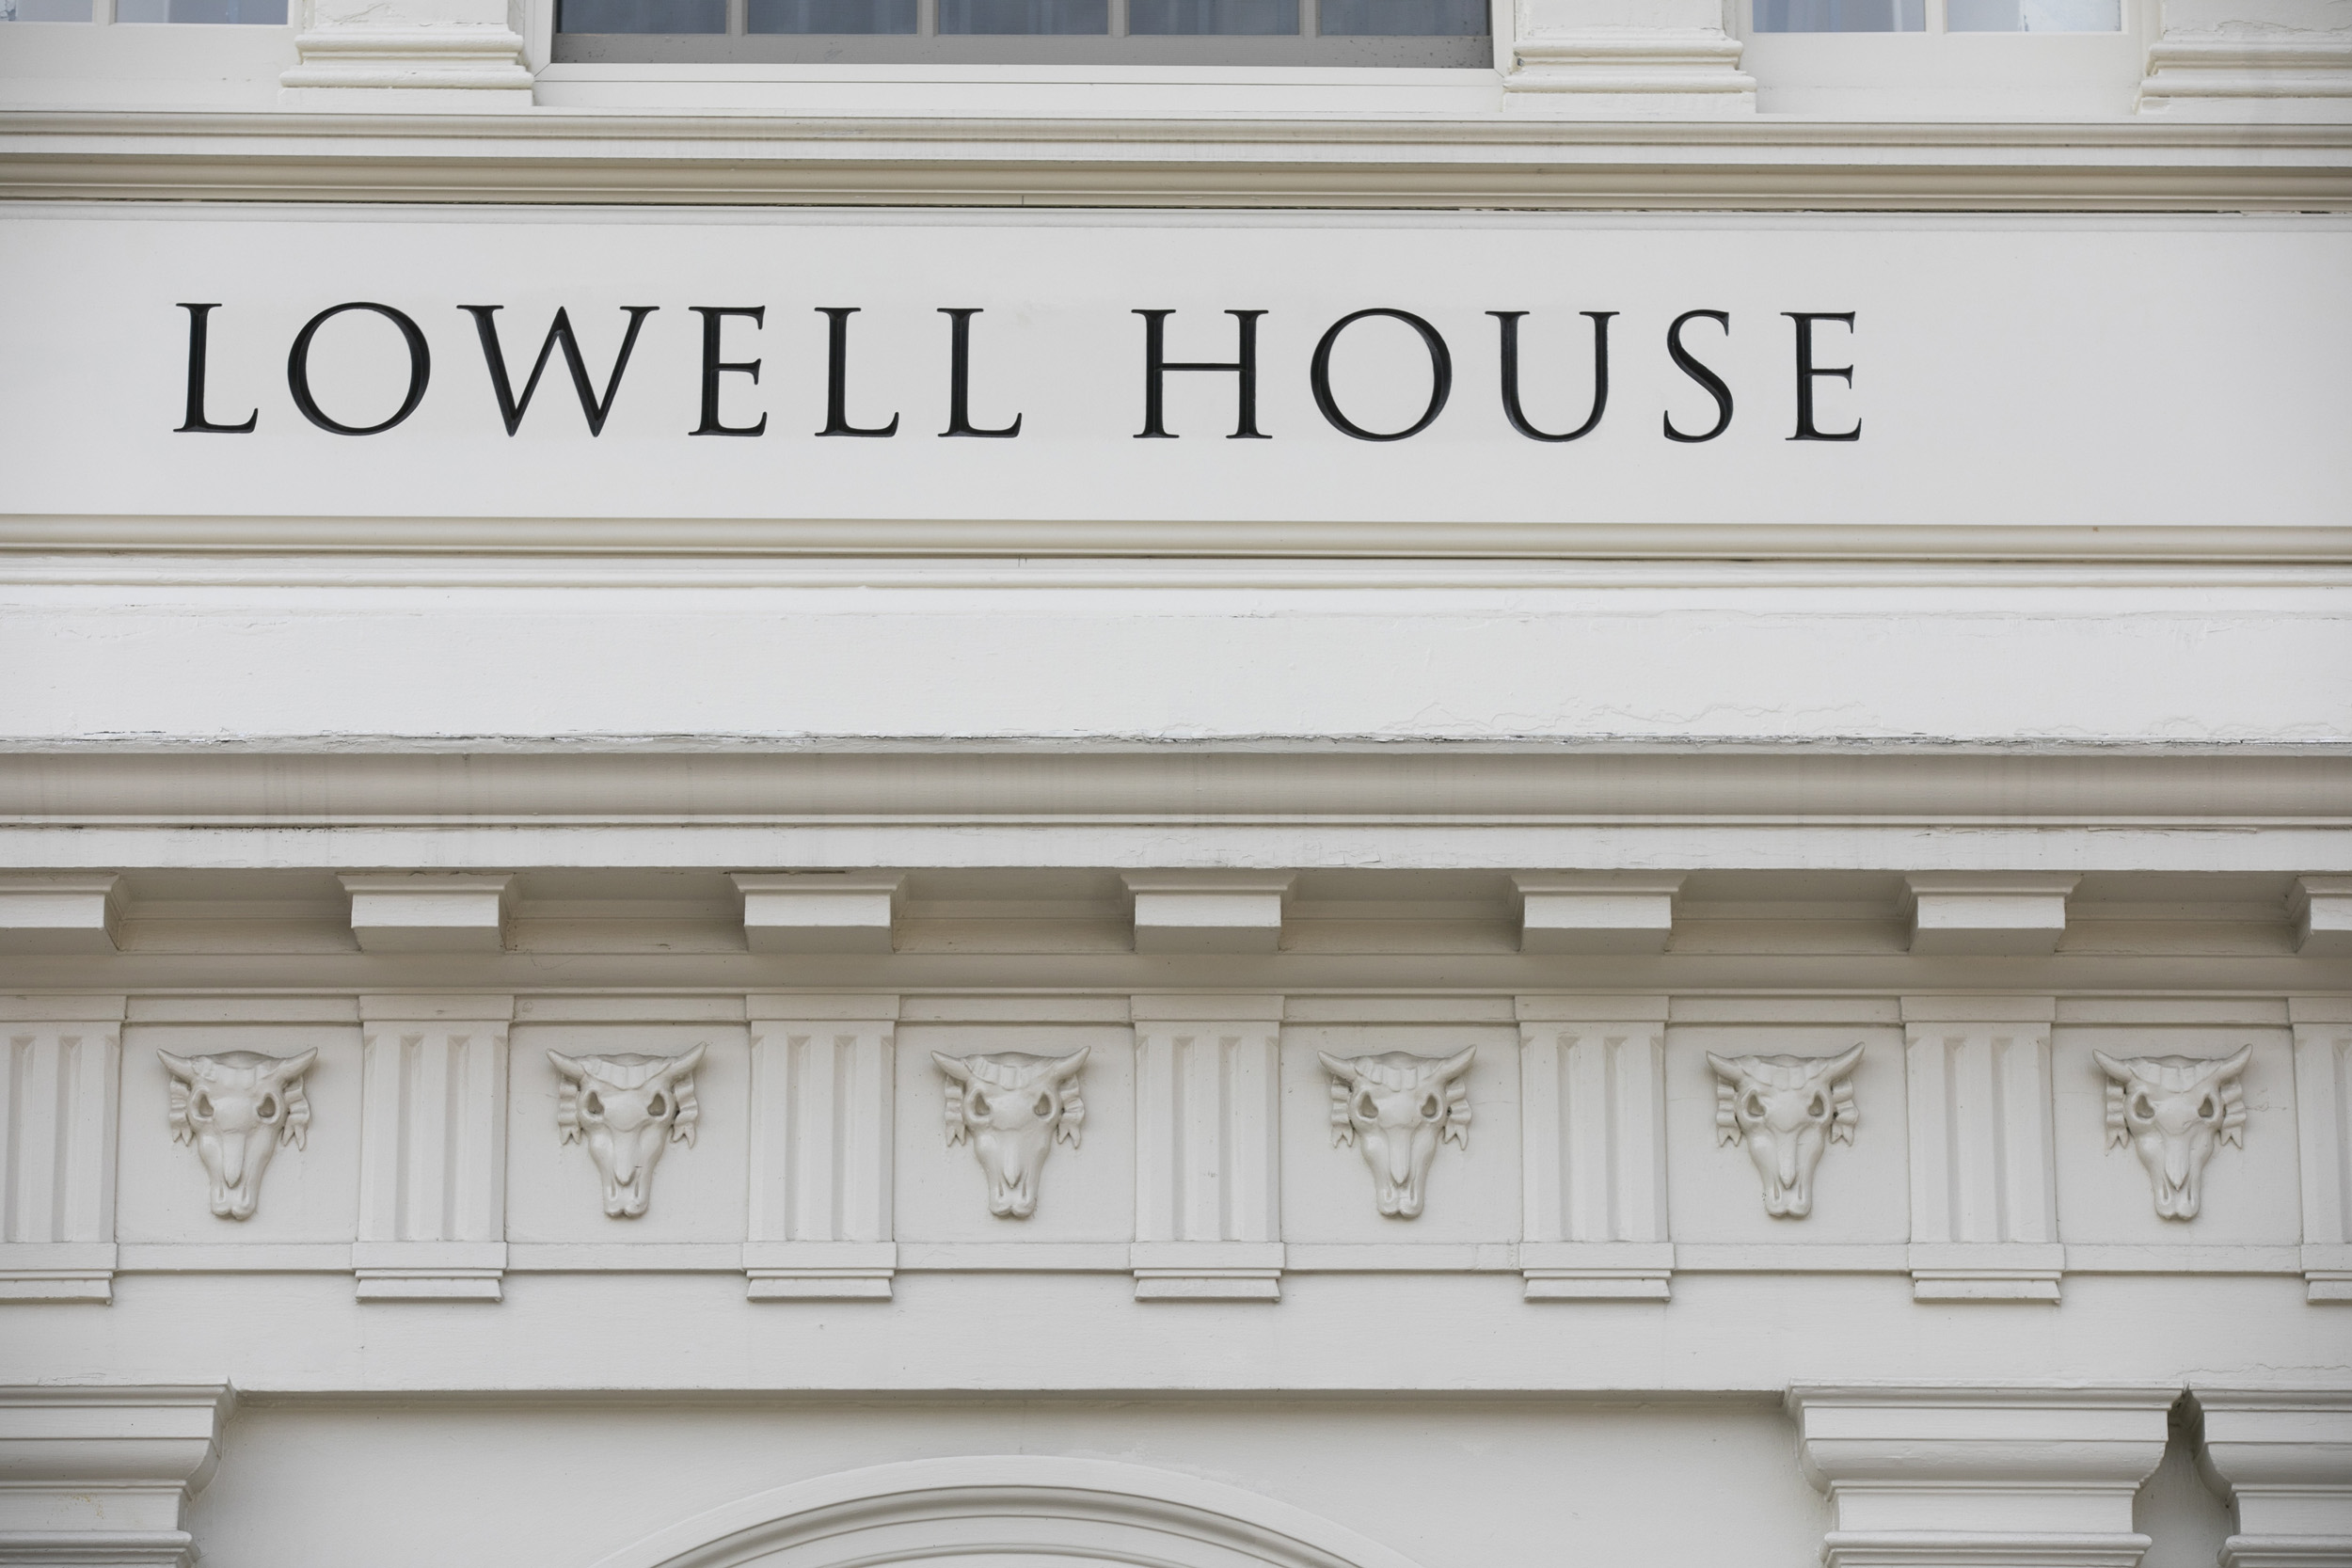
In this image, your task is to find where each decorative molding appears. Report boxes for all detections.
[1122,874,1292,955]
[158,1047,317,1223]
[1132,995,1282,1299]
[1498,0,1753,113]
[935,1048,1088,1220]
[128,995,360,1025]
[1317,1047,1473,1219]
[0,1384,233,1568]
[745,998,897,1299]
[2140,35,2352,123]
[5,746,2346,837]
[3,114,2351,213]
[0,874,120,954]
[341,873,512,953]
[2291,877,2352,956]
[1903,874,2078,956]
[2193,1389,2352,1568]
[0,998,122,1304]
[1513,874,1682,954]
[1707,1044,1863,1220]
[733,874,902,955]
[2093,1046,2252,1220]
[1518,1006,1669,1299]
[516,994,745,1025]
[1903,996,2062,1301]
[1504,33,1756,116]
[549,1044,705,1219]
[1789,1386,2174,1568]
[278,0,532,108]
[2292,1009,2352,1301]
[356,994,512,1300]
[582,1455,1432,1568]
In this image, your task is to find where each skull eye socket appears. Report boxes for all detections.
[1740,1090,1766,1122]
[1033,1092,1055,1118]
[1354,1089,1379,1121]
[2128,1090,2155,1123]
[2197,1094,2219,1122]
[1806,1092,1827,1119]
[583,1088,605,1119]
[968,1088,992,1119]
[647,1092,666,1117]
[1419,1093,1443,1121]
[190,1090,214,1122]
[257,1094,279,1121]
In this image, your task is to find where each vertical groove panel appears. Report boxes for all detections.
[1,1035,22,1243]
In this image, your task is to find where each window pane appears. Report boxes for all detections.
[938,0,1105,31]
[1751,0,1922,29]
[748,0,914,28]
[1,0,95,20]
[113,0,287,21]
[1131,0,1295,32]
[1947,0,2117,26]
[1318,0,1482,36]
[558,0,724,29]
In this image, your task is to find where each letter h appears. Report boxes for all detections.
[1133,309,1269,439]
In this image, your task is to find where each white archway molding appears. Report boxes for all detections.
[583,1455,1433,1568]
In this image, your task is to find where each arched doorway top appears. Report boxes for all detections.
[585,1454,1433,1568]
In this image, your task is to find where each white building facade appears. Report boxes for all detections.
[0,8,2349,1564]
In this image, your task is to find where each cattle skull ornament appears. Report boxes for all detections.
[160,1048,318,1221]
[1706,1045,1863,1219]
[1320,1048,1474,1219]
[549,1044,704,1218]
[934,1049,1088,1219]
[2094,1047,2250,1220]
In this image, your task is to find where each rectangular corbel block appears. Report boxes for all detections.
[1519,1243,1675,1301]
[342,873,512,953]
[1130,1242,1284,1302]
[1514,873,1683,954]
[352,1242,507,1302]
[1903,873,2078,955]
[2292,877,2352,957]
[733,873,903,954]
[0,876,122,954]
[1122,873,1293,955]
[742,1242,898,1301]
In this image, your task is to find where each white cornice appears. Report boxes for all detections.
[1,746,2344,829]
[4,517,2351,563]
[2,108,2348,208]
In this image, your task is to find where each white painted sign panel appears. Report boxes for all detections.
[3,208,2347,535]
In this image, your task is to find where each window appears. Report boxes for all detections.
[552,0,1487,64]
[0,0,285,21]
[1753,0,2118,30]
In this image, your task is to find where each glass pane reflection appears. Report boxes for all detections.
[1947,0,2118,27]
[557,0,724,30]
[748,0,914,29]
[112,0,287,21]
[1751,0,1922,28]
[937,0,1104,30]
[1131,0,1295,32]
[1318,0,1482,35]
